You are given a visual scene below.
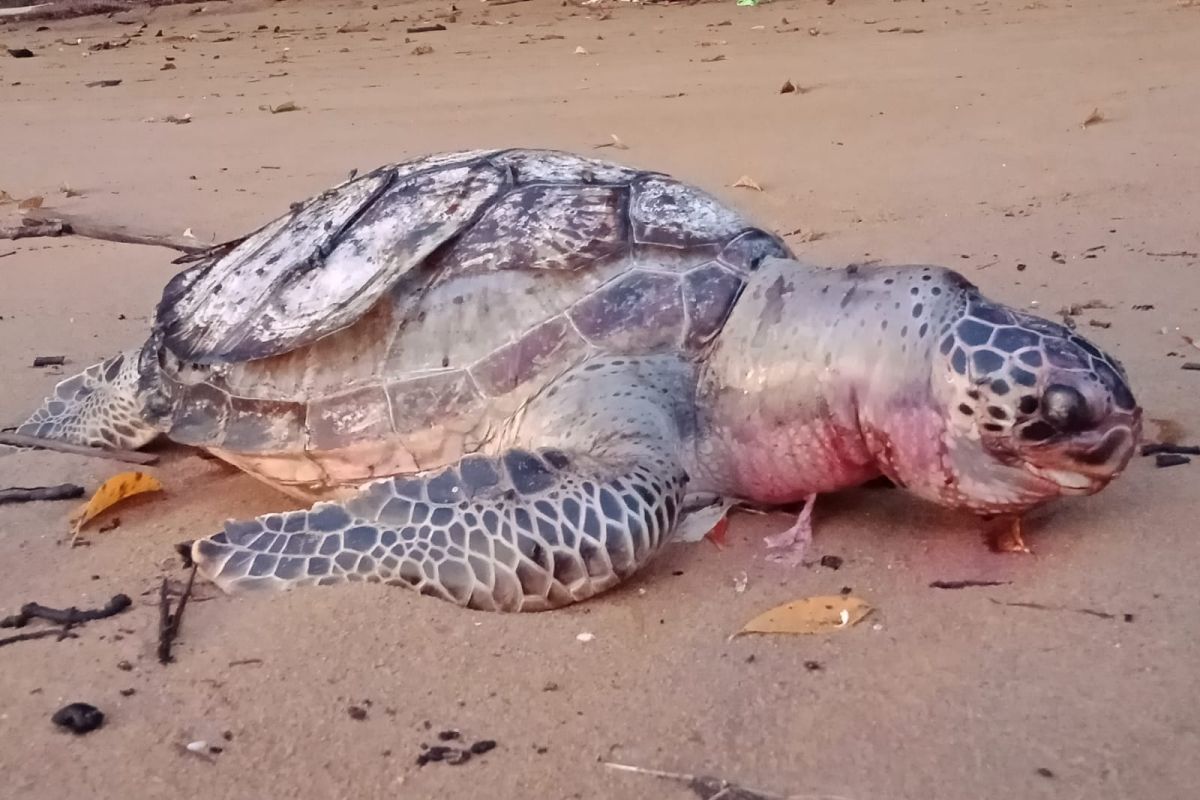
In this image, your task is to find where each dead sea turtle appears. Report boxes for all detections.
[18,148,1141,611]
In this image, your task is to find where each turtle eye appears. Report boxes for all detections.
[1040,384,1091,433]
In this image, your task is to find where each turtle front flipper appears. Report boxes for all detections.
[191,448,687,611]
[17,349,159,450]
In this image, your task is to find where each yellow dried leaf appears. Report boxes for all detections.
[69,471,163,535]
[736,595,872,635]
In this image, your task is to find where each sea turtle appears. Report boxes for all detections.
[17,148,1141,611]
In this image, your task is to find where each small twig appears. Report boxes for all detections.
[0,432,158,466]
[603,762,854,800]
[1,594,132,629]
[11,211,208,255]
[0,483,85,504]
[1141,443,1200,456]
[228,658,264,667]
[989,598,1129,621]
[157,566,197,665]
[0,629,77,648]
[929,579,1011,590]
[406,23,446,32]
[32,355,66,367]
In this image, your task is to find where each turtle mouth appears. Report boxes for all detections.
[1018,413,1141,495]
[1022,464,1099,495]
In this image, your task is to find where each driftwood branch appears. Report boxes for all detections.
[0,483,86,505]
[3,211,209,255]
[1,594,132,629]
[0,432,158,466]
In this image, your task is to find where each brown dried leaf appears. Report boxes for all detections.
[593,133,628,150]
[731,175,763,191]
[1082,108,1105,128]
[737,595,872,635]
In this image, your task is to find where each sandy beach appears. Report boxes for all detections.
[2,0,1199,797]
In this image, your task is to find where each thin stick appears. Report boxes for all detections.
[7,211,209,255]
[1141,443,1200,456]
[0,483,86,505]
[158,566,198,665]
[0,432,158,466]
[1,594,132,629]
[0,629,75,648]
[603,762,856,800]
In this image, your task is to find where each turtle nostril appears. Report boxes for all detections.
[1041,384,1090,433]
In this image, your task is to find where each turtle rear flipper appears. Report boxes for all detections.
[17,349,159,450]
[192,448,687,611]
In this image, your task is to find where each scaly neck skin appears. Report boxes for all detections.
[688,258,971,506]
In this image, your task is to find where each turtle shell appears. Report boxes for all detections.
[149,149,792,492]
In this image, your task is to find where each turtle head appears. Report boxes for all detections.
[933,297,1141,512]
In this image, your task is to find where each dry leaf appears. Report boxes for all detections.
[593,133,627,150]
[69,471,163,538]
[1082,108,1104,128]
[780,79,796,94]
[737,595,872,635]
[262,101,298,113]
[164,114,192,124]
[18,195,44,210]
[731,175,763,191]
[411,44,434,55]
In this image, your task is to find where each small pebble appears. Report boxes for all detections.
[347,705,368,721]
[186,740,208,753]
[1155,454,1191,468]
[819,555,844,570]
[576,632,595,642]
[437,729,461,741]
[51,703,105,735]
[119,688,136,697]
[804,660,823,671]
[470,739,497,755]
[1036,767,1055,779]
